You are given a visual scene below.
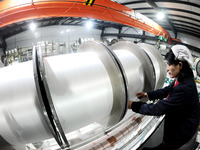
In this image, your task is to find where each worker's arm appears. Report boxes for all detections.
[147,84,173,100]
[129,85,188,116]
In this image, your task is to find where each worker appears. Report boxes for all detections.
[128,45,200,150]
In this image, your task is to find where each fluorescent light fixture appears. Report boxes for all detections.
[60,30,65,34]
[66,29,70,32]
[157,12,165,20]
[86,21,93,29]
[34,33,40,39]
[29,23,37,31]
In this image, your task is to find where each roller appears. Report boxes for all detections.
[194,58,200,77]
[0,41,166,149]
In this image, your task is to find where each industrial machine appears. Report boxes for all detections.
[0,41,166,150]
[194,58,200,78]
[0,0,199,149]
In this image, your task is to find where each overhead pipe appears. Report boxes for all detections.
[0,41,166,149]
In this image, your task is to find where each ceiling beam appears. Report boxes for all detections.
[170,20,200,29]
[176,27,200,36]
[159,7,200,17]
[143,1,178,37]
[54,18,64,25]
[147,17,200,30]
[120,0,146,5]
[154,0,200,8]
[152,25,200,39]
[142,13,200,25]
[134,7,200,38]
[59,17,70,25]
[135,8,200,20]
[102,33,156,41]
[121,0,200,9]
[145,0,158,10]
[176,29,200,39]
[174,23,200,33]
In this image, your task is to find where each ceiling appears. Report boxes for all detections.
[0,17,120,39]
[0,0,200,52]
[120,0,200,39]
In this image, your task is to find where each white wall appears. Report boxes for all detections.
[6,25,102,50]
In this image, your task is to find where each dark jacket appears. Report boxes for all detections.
[131,77,200,149]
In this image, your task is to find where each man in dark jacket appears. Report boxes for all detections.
[129,45,200,150]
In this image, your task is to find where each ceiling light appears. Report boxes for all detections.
[86,21,93,29]
[156,12,165,20]
[60,30,65,34]
[29,23,37,31]
[66,29,70,32]
[35,32,39,37]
